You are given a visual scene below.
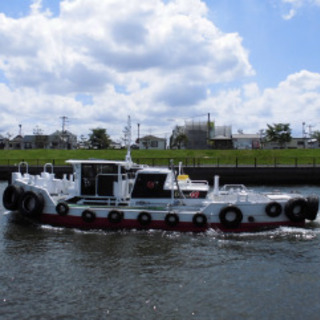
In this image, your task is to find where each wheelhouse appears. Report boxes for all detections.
[130,168,209,206]
[66,160,142,205]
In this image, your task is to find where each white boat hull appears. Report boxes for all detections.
[3,160,318,233]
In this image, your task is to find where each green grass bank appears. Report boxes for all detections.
[1,149,320,167]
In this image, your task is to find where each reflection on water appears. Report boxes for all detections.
[1,182,320,319]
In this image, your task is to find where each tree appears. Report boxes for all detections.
[310,130,320,142]
[309,130,320,148]
[265,123,292,148]
[89,128,111,149]
[33,126,48,149]
[170,126,188,149]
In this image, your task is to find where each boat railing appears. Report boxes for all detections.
[221,184,248,193]
[43,163,54,174]
[186,180,209,185]
[18,161,29,174]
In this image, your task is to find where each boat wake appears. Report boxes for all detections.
[206,224,320,241]
[35,220,320,242]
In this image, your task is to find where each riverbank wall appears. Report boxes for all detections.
[183,166,320,185]
[1,165,320,186]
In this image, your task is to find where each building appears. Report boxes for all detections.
[210,125,233,149]
[263,137,306,149]
[171,120,233,149]
[48,130,77,149]
[5,130,77,150]
[0,135,8,149]
[7,135,24,150]
[139,135,167,150]
[233,133,261,149]
[184,121,209,149]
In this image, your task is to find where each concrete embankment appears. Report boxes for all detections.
[183,166,320,186]
[1,165,320,186]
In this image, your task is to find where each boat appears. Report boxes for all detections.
[2,153,319,233]
[2,116,319,233]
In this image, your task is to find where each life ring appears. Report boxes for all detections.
[219,206,243,229]
[147,181,155,189]
[165,213,179,227]
[284,198,307,222]
[192,213,207,228]
[190,191,200,199]
[82,209,96,223]
[108,210,123,224]
[137,211,152,226]
[18,191,44,218]
[304,195,319,221]
[3,184,23,210]
[56,202,69,216]
[265,202,282,217]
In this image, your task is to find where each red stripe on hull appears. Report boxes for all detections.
[39,213,305,233]
[210,221,305,233]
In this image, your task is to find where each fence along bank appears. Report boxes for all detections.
[1,164,320,185]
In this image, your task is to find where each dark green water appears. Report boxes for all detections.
[1,182,320,320]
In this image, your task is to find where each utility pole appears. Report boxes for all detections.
[207,113,210,147]
[302,122,306,148]
[60,116,69,133]
[60,116,70,149]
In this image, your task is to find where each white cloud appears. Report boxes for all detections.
[0,0,255,140]
[2,1,320,142]
[203,70,320,136]
[280,0,320,19]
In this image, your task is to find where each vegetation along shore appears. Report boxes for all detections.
[1,149,320,167]
[1,149,320,185]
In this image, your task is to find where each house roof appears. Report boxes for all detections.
[11,135,24,141]
[212,135,232,140]
[50,130,76,137]
[140,135,166,141]
[232,134,260,139]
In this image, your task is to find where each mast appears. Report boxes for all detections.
[125,116,133,167]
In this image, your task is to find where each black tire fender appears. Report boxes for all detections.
[82,209,96,223]
[219,205,243,229]
[265,202,282,218]
[56,202,69,216]
[192,213,207,228]
[3,185,24,211]
[305,195,319,221]
[19,191,44,218]
[165,213,179,227]
[137,211,152,226]
[108,210,123,224]
[284,198,307,222]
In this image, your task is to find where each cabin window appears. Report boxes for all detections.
[97,175,117,196]
[81,165,96,195]
[131,173,171,198]
[81,164,120,196]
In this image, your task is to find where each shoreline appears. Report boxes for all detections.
[1,165,320,185]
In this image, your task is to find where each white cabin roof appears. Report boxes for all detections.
[66,159,130,166]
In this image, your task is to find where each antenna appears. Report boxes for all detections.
[125,116,132,167]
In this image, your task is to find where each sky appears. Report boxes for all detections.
[0,0,320,143]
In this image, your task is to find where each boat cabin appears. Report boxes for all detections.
[66,160,142,204]
[131,168,173,199]
[130,167,209,206]
[65,160,208,207]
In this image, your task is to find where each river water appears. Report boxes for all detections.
[1,181,320,320]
